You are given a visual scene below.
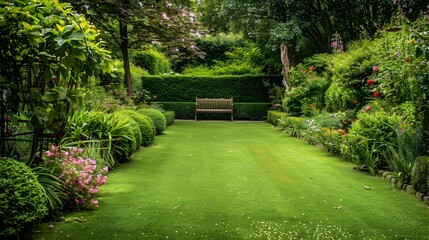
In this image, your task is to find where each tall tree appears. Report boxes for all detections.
[67,0,203,96]
[199,0,427,83]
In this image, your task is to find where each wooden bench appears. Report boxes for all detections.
[195,97,233,121]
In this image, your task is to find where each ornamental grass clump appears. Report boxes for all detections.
[43,145,108,209]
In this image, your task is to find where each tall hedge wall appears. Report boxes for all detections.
[142,75,282,102]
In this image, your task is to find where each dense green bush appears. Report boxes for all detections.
[0,158,48,237]
[193,33,247,67]
[66,111,137,166]
[277,115,309,138]
[141,75,282,102]
[412,156,429,195]
[115,113,143,147]
[137,108,167,135]
[163,111,175,126]
[284,76,328,117]
[324,40,378,112]
[267,110,288,126]
[117,110,155,146]
[234,103,271,120]
[342,108,401,170]
[101,60,149,92]
[133,49,171,75]
[155,102,195,119]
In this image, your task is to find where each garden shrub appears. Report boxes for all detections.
[0,158,48,237]
[193,33,247,67]
[182,34,264,75]
[384,125,424,184]
[324,39,378,112]
[285,64,329,116]
[163,111,175,126]
[115,112,143,147]
[412,156,429,195]
[267,110,288,126]
[66,111,137,166]
[137,108,167,135]
[277,115,308,138]
[117,110,155,146]
[42,146,108,209]
[154,102,195,119]
[141,75,282,102]
[234,103,271,120]
[133,49,171,75]
[100,60,149,95]
[342,108,401,170]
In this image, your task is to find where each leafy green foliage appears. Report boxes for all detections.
[154,102,195,119]
[0,0,111,157]
[117,110,155,146]
[137,108,167,135]
[182,39,264,75]
[266,110,288,126]
[412,156,429,195]
[142,75,282,102]
[193,33,247,67]
[163,111,175,126]
[385,126,424,184]
[101,60,149,91]
[342,109,402,169]
[65,111,137,166]
[284,65,328,116]
[116,113,143,147]
[0,158,47,237]
[233,103,272,120]
[133,49,171,75]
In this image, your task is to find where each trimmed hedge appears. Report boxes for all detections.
[267,110,288,126]
[163,111,175,126]
[155,102,271,120]
[137,108,167,135]
[412,156,429,195]
[141,75,282,102]
[234,103,272,120]
[117,110,155,146]
[0,158,48,237]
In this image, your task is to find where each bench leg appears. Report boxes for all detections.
[195,114,197,121]
[231,114,233,122]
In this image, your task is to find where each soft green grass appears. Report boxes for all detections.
[31,121,429,239]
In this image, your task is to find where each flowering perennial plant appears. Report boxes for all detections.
[44,145,108,209]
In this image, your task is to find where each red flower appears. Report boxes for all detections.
[353,100,358,105]
[405,57,410,62]
[374,91,380,98]
[344,121,349,125]
[367,79,375,85]
[365,105,371,111]
[373,66,379,72]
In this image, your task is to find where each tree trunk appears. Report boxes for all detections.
[120,20,133,97]
[280,42,291,92]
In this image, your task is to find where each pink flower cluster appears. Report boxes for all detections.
[44,145,108,209]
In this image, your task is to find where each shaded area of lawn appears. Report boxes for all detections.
[32,121,429,239]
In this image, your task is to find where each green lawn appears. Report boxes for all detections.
[32,121,429,239]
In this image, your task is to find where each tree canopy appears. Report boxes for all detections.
[66,0,204,96]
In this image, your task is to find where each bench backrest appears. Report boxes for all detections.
[196,98,233,109]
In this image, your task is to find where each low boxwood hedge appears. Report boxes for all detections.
[155,102,271,120]
[267,110,288,126]
[163,111,175,126]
